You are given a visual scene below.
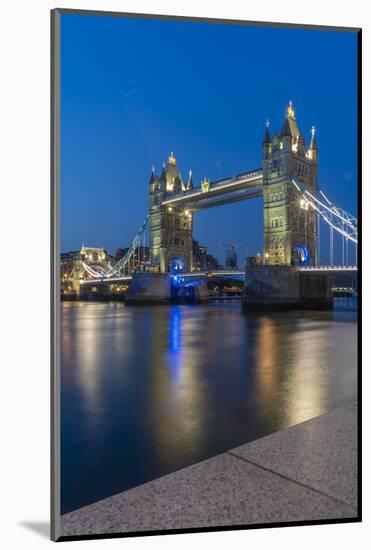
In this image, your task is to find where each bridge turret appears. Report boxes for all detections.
[308,126,318,163]
[263,119,272,146]
[280,116,292,143]
[184,168,194,191]
[284,100,300,139]
[262,120,272,181]
[159,162,167,187]
[263,120,272,154]
[296,134,306,158]
[149,166,156,194]
[263,101,318,266]
[279,111,294,176]
[159,152,185,194]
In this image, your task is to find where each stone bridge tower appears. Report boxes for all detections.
[262,102,318,266]
[149,153,194,273]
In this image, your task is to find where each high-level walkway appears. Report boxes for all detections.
[61,403,358,537]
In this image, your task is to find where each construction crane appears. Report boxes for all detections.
[218,241,239,251]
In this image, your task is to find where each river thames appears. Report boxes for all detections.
[61,299,357,514]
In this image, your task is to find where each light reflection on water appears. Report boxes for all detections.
[61,299,357,513]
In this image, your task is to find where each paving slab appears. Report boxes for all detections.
[230,403,358,508]
[62,402,358,538]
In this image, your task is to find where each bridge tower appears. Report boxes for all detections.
[262,102,318,266]
[149,153,194,273]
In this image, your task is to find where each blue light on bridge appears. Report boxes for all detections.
[171,257,185,274]
[294,244,309,264]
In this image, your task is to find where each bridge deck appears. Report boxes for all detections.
[162,170,263,210]
[80,266,357,285]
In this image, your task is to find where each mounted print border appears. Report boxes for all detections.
[51,8,362,542]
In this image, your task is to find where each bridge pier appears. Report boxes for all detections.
[125,273,211,305]
[125,272,172,305]
[171,281,210,304]
[242,265,333,311]
[79,282,125,301]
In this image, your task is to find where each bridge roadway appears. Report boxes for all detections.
[162,169,263,210]
[178,266,358,277]
[80,265,358,286]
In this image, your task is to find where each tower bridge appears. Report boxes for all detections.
[78,102,358,308]
[148,101,326,273]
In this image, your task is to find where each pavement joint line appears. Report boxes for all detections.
[226,451,357,512]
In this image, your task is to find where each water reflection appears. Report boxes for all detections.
[255,317,279,413]
[61,301,357,513]
[254,315,327,427]
[149,306,206,467]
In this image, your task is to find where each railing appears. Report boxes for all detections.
[299,265,357,271]
[332,287,356,292]
[80,275,133,285]
[174,271,246,284]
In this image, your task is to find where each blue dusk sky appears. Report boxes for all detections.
[60,13,358,264]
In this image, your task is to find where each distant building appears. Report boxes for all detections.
[193,240,220,271]
[115,248,126,260]
[116,246,150,263]
[192,240,206,271]
[115,246,150,273]
[226,248,238,269]
[60,251,81,285]
[80,246,107,264]
[61,250,81,262]
[60,246,111,292]
[106,253,116,265]
[206,253,221,271]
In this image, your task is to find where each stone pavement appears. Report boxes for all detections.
[61,403,358,537]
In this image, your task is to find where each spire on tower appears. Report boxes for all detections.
[149,165,156,183]
[280,117,292,138]
[307,125,318,161]
[288,100,295,119]
[281,101,300,139]
[186,168,194,191]
[160,161,166,181]
[309,125,318,150]
[263,119,272,145]
[168,152,176,165]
